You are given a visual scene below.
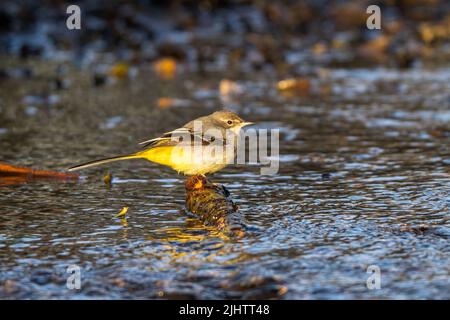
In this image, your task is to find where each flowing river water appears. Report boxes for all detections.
[0,58,449,299]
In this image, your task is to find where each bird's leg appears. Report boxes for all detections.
[205,174,230,196]
[221,185,231,197]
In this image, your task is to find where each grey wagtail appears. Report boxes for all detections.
[68,110,253,175]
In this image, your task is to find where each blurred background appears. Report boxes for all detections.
[2,0,450,68]
[0,0,449,300]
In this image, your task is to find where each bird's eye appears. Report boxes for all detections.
[227,120,233,125]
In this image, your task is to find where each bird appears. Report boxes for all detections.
[68,110,253,175]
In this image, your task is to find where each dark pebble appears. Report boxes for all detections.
[93,73,106,87]
[321,173,331,180]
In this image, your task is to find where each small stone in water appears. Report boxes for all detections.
[321,173,331,180]
[93,73,106,87]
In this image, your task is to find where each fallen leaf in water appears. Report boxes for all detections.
[320,83,333,96]
[358,35,391,63]
[331,38,347,50]
[428,130,444,138]
[109,62,129,79]
[153,58,177,80]
[419,22,450,44]
[277,78,310,96]
[115,207,129,218]
[366,35,391,52]
[103,172,112,186]
[157,97,174,109]
[278,286,288,296]
[219,79,242,97]
[330,2,367,29]
[156,97,190,109]
[312,42,327,56]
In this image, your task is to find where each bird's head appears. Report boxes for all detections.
[211,110,254,135]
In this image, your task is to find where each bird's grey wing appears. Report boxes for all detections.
[138,127,190,148]
[138,127,224,149]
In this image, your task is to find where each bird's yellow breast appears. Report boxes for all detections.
[136,145,234,175]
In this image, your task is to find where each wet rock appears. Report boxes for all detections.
[397,224,450,238]
[22,94,60,106]
[30,270,53,285]
[155,281,203,299]
[0,69,8,80]
[7,67,34,79]
[221,273,288,299]
[19,44,42,59]
[51,77,70,90]
[241,284,288,299]
[92,73,107,87]
[321,172,331,180]
[0,9,13,32]
[157,42,186,61]
[1,280,19,295]
[185,175,246,238]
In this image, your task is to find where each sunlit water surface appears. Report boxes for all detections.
[0,66,449,299]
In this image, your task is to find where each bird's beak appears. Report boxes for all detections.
[232,122,254,134]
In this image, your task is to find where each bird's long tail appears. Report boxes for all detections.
[68,154,140,172]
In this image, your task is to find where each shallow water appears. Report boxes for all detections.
[0,63,449,299]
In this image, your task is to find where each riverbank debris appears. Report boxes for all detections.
[0,163,79,185]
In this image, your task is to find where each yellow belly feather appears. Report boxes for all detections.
[136,145,232,175]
